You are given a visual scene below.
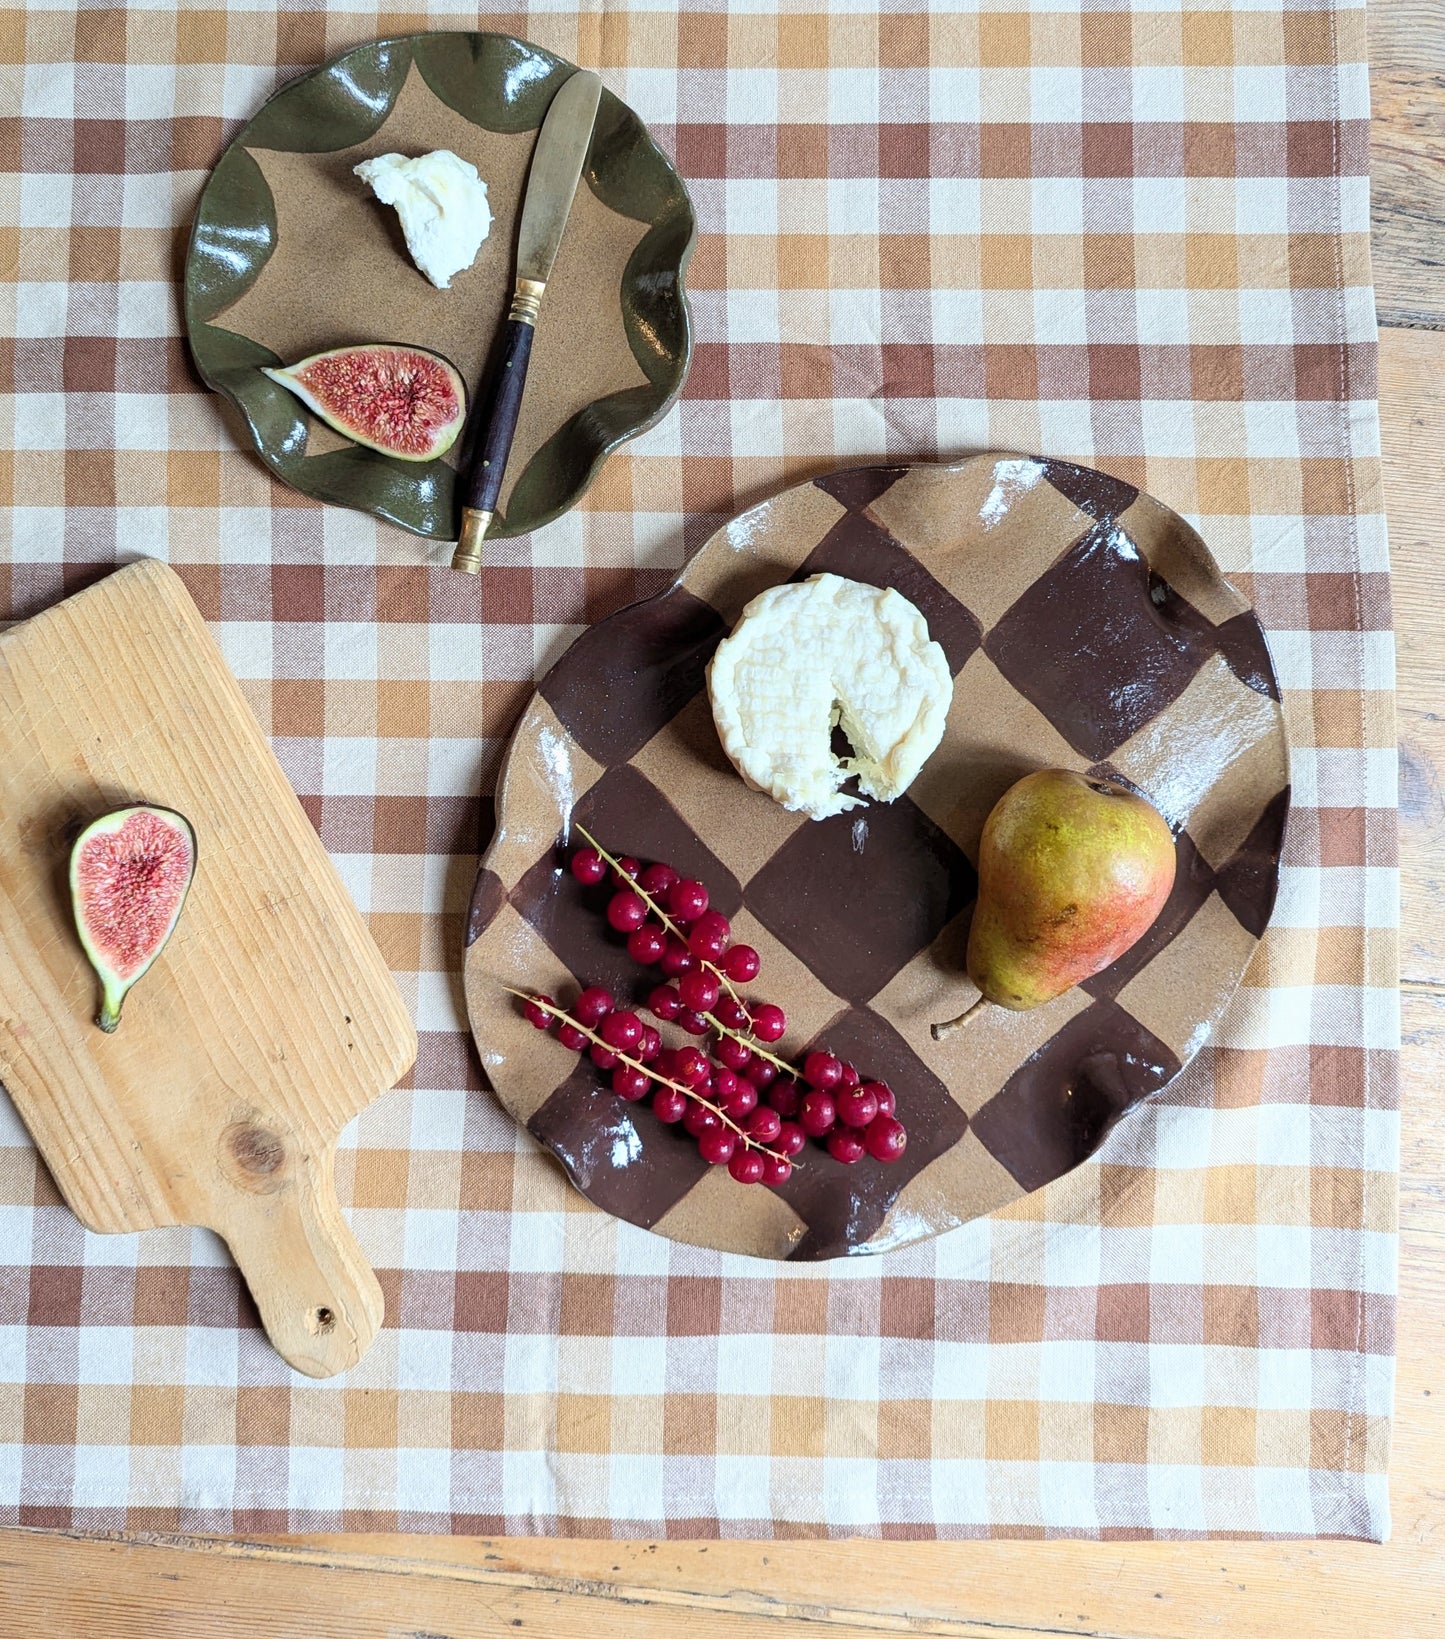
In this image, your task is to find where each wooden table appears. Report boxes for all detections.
[6,7,1443,1632]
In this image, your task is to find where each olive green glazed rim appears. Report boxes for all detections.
[184,33,696,542]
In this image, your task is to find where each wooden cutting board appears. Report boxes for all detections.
[0,559,416,1377]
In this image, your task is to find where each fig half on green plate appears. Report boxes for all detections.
[262,342,468,462]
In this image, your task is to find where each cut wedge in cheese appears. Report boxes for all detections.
[707,573,954,821]
[353,150,492,290]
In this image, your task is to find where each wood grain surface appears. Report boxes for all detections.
[1369,0,1445,330]
[0,560,416,1379]
[3,56,1443,1639]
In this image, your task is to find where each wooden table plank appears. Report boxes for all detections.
[1387,329,1445,1260]
[1369,0,1445,330]
[1391,327,1445,987]
[1,321,1440,1637]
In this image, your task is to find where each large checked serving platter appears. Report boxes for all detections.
[465,455,1289,1259]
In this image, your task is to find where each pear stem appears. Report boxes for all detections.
[931,995,989,1042]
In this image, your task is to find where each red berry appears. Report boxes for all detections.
[775,1120,806,1158]
[827,1127,867,1165]
[722,944,760,982]
[835,1084,879,1128]
[698,1127,736,1165]
[678,969,721,1013]
[648,984,682,1022]
[659,936,696,978]
[612,1065,651,1100]
[576,986,613,1025]
[683,1099,721,1138]
[570,848,607,885]
[652,1086,687,1123]
[863,1081,895,1118]
[799,1090,837,1137]
[668,878,709,923]
[865,1114,908,1162]
[804,1051,843,1090]
[838,1062,860,1090]
[522,995,555,1030]
[677,1010,709,1036]
[590,1043,619,1070]
[607,890,648,932]
[767,1079,801,1118]
[637,1026,662,1062]
[715,1034,752,1071]
[612,855,641,885]
[628,924,667,965]
[750,1003,786,1043]
[728,1149,766,1184]
[688,910,732,961]
[712,1066,741,1099]
[674,1046,710,1087]
[761,1154,793,1188]
[721,1080,757,1120]
[638,862,678,898]
[557,1021,588,1051]
[600,1009,643,1051]
[744,1058,778,1089]
[746,1106,782,1145]
[714,997,750,1030]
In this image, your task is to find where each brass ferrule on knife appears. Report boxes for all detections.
[508,276,547,326]
[451,508,493,575]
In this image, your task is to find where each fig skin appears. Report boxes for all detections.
[69,804,197,1033]
[261,343,467,462]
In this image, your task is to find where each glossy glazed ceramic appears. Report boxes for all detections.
[464,456,1291,1260]
[185,34,695,541]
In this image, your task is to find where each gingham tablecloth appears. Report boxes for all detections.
[0,0,1397,1537]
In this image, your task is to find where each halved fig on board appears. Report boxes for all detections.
[70,804,197,1033]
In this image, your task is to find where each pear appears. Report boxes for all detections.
[932,770,1175,1039]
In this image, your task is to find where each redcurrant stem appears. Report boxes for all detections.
[573,823,749,1014]
[701,1013,796,1077]
[502,986,792,1166]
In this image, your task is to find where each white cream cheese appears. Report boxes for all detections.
[353,150,492,290]
[707,572,954,822]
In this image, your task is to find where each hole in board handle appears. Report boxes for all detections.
[307,1306,336,1336]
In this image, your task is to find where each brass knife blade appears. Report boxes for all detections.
[516,69,603,287]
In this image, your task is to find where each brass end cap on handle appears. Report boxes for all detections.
[451,508,492,575]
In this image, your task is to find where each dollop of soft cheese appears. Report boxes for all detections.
[353,150,492,290]
[707,572,954,821]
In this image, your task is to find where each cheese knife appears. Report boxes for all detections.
[452,69,604,574]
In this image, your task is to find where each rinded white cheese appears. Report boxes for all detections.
[353,150,492,290]
[707,572,953,822]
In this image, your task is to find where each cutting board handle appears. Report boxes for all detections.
[213,1137,383,1379]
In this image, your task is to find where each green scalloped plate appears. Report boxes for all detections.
[184,34,695,541]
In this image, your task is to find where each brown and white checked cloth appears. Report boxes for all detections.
[0,0,1396,1538]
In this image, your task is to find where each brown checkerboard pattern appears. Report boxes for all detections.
[0,0,1395,1538]
[467,456,1289,1258]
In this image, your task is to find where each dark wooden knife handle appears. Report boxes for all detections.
[461,316,535,518]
